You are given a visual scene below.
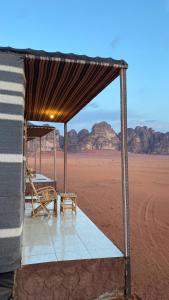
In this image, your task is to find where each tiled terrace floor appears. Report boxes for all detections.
[26,173,54,184]
[22,201,123,265]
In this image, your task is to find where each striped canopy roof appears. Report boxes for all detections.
[0,47,128,123]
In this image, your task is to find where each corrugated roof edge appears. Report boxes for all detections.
[0,46,128,68]
[27,123,55,130]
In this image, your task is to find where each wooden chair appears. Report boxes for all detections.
[27,170,57,217]
[60,192,77,214]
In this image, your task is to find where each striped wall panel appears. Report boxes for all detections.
[0,52,25,273]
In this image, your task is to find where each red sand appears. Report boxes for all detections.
[28,150,169,300]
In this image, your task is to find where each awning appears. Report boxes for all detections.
[27,123,55,140]
[0,47,128,123]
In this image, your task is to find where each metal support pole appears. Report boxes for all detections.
[120,68,131,297]
[24,120,27,194]
[39,137,42,174]
[53,129,57,189]
[64,123,68,193]
[34,139,37,174]
[24,120,27,167]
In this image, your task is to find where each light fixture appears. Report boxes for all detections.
[50,114,54,119]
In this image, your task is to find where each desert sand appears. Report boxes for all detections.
[28,150,169,300]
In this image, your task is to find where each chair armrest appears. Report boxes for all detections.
[37,186,56,192]
[36,186,57,198]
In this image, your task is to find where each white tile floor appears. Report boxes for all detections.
[26,173,54,183]
[22,201,123,265]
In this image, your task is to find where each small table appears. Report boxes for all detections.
[60,192,77,214]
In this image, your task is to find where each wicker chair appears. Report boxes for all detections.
[27,169,57,217]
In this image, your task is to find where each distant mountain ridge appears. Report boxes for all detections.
[125,126,169,154]
[66,122,120,152]
[29,122,169,155]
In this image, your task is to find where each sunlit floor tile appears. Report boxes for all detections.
[55,249,91,261]
[89,247,123,258]
[22,245,55,256]
[22,253,57,265]
[22,201,123,265]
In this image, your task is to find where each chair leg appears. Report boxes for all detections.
[41,204,50,216]
[54,199,57,216]
[33,205,43,217]
[60,199,64,215]
[75,199,77,213]
[31,195,35,217]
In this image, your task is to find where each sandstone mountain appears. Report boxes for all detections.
[66,122,120,152]
[28,122,169,155]
[125,126,169,154]
[65,123,169,154]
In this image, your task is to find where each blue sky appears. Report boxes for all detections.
[1,0,169,133]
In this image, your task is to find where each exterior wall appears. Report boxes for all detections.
[0,52,25,273]
[15,258,125,300]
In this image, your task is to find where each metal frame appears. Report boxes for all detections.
[34,139,37,173]
[25,65,131,297]
[64,123,68,193]
[61,68,131,296]
[39,137,42,173]
[27,128,57,187]
[53,128,57,189]
[120,67,131,297]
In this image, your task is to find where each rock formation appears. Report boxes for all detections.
[27,122,169,155]
[65,122,120,151]
[78,129,90,150]
[67,130,79,152]
[122,126,169,154]
[87,122,120,150]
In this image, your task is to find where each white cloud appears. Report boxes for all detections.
[127,119,169,133]
[110,36,120,50]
